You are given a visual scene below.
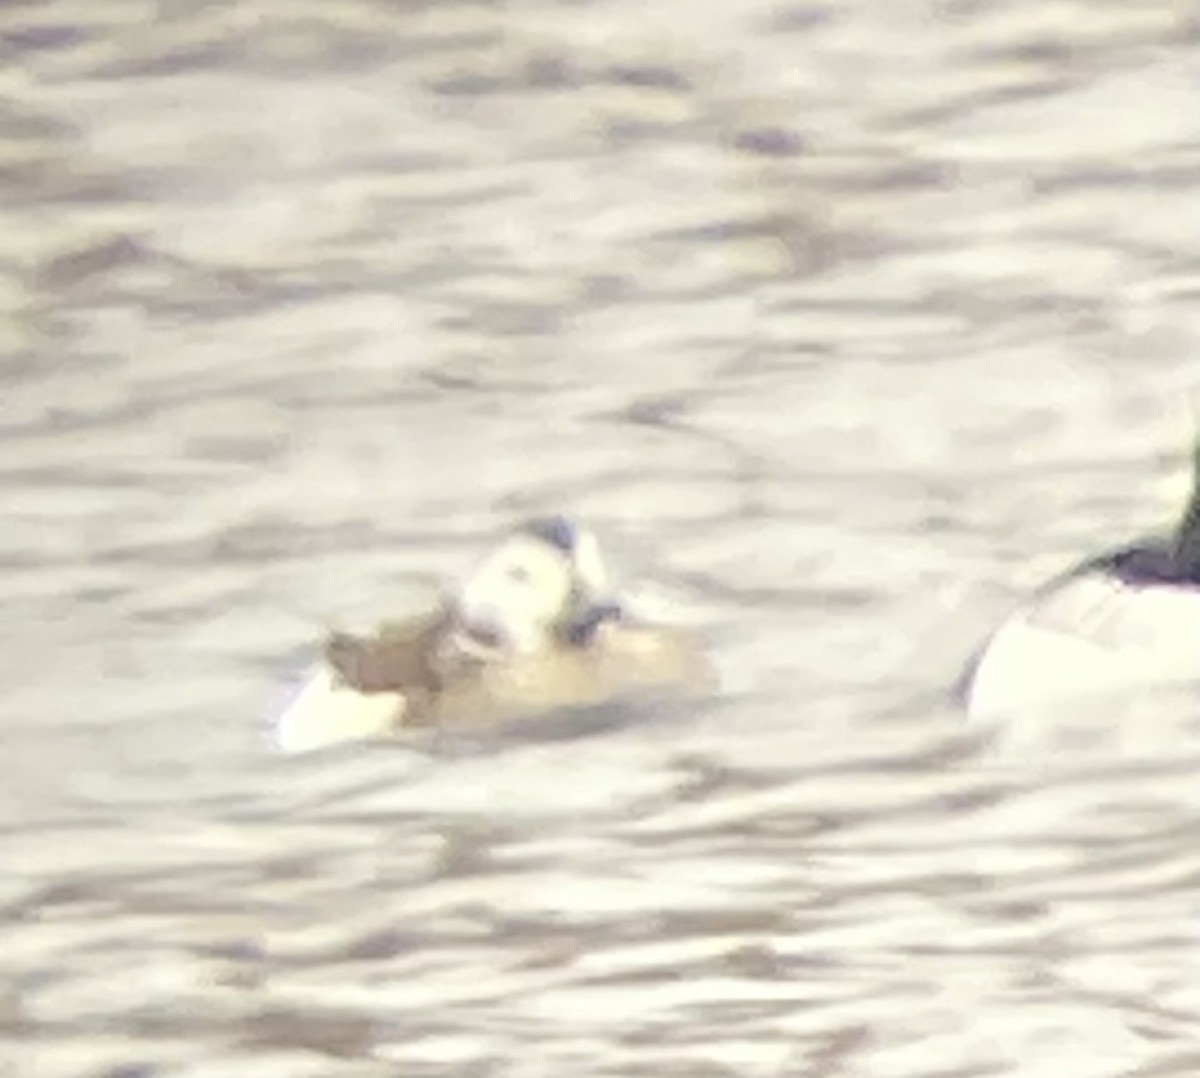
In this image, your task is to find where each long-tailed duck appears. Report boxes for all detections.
[274,516,713,752]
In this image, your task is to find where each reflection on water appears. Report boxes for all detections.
[1,1,1197,1075]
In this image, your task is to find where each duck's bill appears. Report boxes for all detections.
[273,667,406,754]
[961,570,1200,719]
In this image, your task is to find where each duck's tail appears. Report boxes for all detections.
[274,668,407,754]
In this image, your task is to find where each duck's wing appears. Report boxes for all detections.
[324,612,447,694]
[272,611,453,753]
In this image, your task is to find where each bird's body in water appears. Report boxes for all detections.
[274,516,713,753]
[959,444,1200,719]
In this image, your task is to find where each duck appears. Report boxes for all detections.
[958,444,1200,719]
[273,516,714,753]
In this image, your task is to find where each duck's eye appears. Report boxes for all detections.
[505,563,532,584]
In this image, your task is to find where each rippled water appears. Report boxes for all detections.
[2,1,1198,1074]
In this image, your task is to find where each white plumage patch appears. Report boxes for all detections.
[962,569,1200,719]
[451,534,581,654]
[274,668,406,754]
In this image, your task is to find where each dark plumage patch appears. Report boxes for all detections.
[324,615,448,695]
[1090,541,1200,588]
[564,601,625,646]
[522,515,577,553]
[1172,487,1200,583]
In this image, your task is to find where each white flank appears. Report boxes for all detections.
[964,570,1200,719]
[274,667,406,754]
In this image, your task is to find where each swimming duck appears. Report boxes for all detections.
[958,445,1200,718]
[273,516,713,753]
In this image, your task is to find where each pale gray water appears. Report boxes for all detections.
[1,1,1198,1075]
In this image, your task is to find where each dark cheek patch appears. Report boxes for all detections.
[565,601,625,645]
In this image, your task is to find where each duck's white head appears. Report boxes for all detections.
[445,516,620,660]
